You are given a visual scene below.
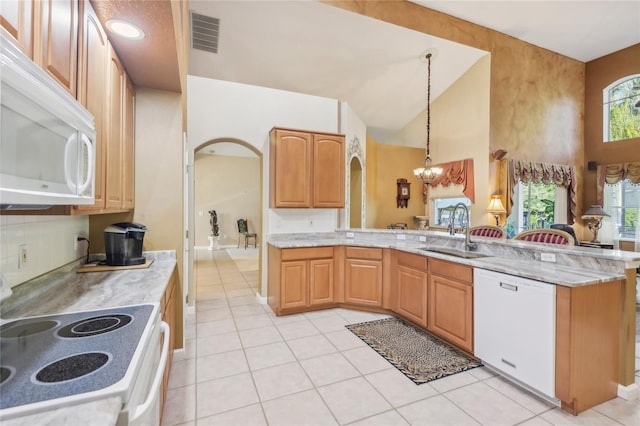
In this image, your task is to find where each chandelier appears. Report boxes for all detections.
[413,49,442,185]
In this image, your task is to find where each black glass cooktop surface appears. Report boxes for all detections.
[0,304,155,412]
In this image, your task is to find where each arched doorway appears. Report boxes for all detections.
[349,156,363,228]
[187,138,263,305]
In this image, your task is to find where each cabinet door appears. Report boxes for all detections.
[428,274,473,352]
[122,76,135,209]
[270,129,312,207]
[38,0,78,96]
[345,259,383,307]
[105,45,124,209]
[309,258,334,305]
[281,260,308,309]
[0,0,34,58]
[75,0,107,211]
[396,265,428,328]
[313,134,344,207]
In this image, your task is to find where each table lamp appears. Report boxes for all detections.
[581,205,609,242]
[487,195,506,226]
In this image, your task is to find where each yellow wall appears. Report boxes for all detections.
[584,44,640,207]
[326,0,585,225]
[372,143,425,229]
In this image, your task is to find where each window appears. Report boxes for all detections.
[432,196,471,227]
[506,182,567,238]
[602,180,640,239]
[603,75,640,142]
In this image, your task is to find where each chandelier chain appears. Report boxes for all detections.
[426,53,431,159]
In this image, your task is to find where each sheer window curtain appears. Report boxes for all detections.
[597,162,640,251]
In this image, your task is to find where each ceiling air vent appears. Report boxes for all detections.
[191,12,219,53]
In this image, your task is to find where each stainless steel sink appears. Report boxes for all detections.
[419,247,489,259]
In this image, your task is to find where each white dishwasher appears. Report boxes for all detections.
[474,269,557,401]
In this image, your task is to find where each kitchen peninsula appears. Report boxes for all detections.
[268,229,640,415]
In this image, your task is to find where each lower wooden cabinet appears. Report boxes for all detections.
[344,247,383,307]
[160,268,176,422]
[555,280,621,415]
[394,251,428,328]
[268,246,336,315]
[428,258,474,353]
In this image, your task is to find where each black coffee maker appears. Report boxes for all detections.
[104,222,147,266]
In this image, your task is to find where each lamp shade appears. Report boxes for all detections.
[486,195,506,214]
[581,205,609,219]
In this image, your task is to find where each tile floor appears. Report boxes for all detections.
[162,248,640,425]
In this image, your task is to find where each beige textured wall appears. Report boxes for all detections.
[325,0,585,220]
[193,154,261,247]
[584,44,640,207]
[89,88,184,347]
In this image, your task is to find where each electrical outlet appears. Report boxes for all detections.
[396,234,406,240]
[346,232,355,238]
[419,236,427,242]
[18,244,28,269]
[540,252,556,262]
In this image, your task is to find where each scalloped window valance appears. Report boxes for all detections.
[423,158,475,203]
[596,162,640,204]
[508,160,577,223]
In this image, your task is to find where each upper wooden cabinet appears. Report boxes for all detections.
[38,0,78,96]
[122,75,135,210]
[74,0,107,213]
[105,44,124,210]
[0,0,35,58]
[3,0,136,216]
[269,128,345,208]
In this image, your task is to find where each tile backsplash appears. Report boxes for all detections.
[0,215,89,289]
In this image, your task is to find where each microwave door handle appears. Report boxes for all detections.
[130,321,170,423]
[76,133,93,194]
[64,133,78,193]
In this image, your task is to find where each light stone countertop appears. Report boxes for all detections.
[268,231,633,287]
[1,250,176,318]
[0,251,176,425]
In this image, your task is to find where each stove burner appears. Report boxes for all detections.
[0,320,58,339]
[0,366,14,385]
[57,314,132,338]
[35,352,109,383]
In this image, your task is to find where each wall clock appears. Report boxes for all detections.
[396,178,410,208]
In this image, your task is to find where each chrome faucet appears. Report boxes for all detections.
[449,203,477,251]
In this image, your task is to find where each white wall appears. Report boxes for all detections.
[340,102,367,228]
[1,215,88,289]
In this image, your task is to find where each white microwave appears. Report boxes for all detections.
[1,35,95,209]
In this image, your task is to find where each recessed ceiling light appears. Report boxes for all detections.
[106,19,145,40]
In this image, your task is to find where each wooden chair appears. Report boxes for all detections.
[513,228,575,246]
[469,225,506,239]
[237,218,257,249]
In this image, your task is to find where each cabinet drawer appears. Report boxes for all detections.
[396,251,428,271]
[281,246,333,261]
[430,258,472,283]
[346,246,383,260]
